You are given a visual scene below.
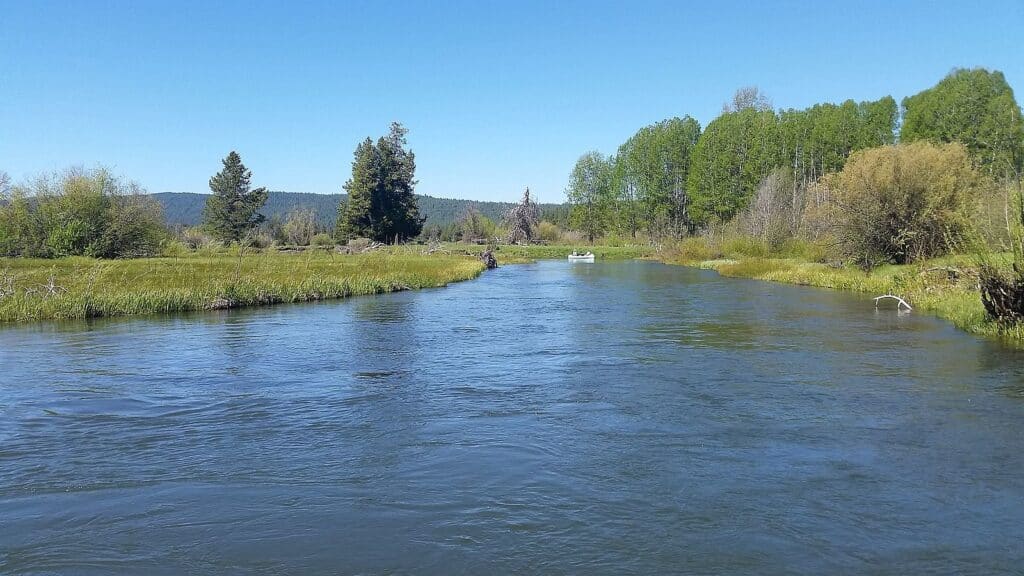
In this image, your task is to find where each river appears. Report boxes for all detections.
[1,260,1023,574]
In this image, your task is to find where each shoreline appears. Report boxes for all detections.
[0,251,486,323]
[659,253,1023,347]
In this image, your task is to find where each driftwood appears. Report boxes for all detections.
[873,294,912,311]
[334,241,384,255]
[24,274,67,299]
[423,240,451,255]
[920,266,970,282]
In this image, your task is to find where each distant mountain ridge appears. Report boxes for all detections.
[152,192,567,229]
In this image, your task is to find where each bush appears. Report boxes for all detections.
[455,205,496,243]
[831,142,988,267]
[177,227,212,250]
[721,234,771,258]
[282,208,318,246]
[536,221,563,244]
[161,240,190,258]
[247,231,275,249]
[89,194,167,257]
[734,167,797,248]
[775,237,833,262]
[670,236,721,261]
[311,233,335,247]
[601,232,629,247]
[0,167,167,258]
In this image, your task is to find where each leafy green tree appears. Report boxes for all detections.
[902,68,1024,179]
[779,96,897,185]
[335,123,424,242]
[610,154,641,238]
[616,117,702,237]
[203,151,268,243]
[687,108,782,224]
[566,151,614,242]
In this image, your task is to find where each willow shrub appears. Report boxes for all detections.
[831,141,990,268]
[0,167,167,258]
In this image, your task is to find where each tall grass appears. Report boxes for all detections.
[0,249,485,322]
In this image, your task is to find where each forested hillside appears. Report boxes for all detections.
[152,191,567,228]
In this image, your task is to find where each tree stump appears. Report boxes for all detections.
[480,250,498,270]
[980,264,1024,323]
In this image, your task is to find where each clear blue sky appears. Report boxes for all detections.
[2,0,1022,203]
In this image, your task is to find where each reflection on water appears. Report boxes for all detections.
[1,260,1023,575]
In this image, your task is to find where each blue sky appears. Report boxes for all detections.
[2,0,1022,202]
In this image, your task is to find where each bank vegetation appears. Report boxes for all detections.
[563,67,1024,340]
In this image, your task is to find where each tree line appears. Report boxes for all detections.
[0,123,435,256]
[566,68,1023,251]
[565,67,1024,322]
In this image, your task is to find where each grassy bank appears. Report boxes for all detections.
[662,245,1022,345]
[484,243,656,263]
[0,249,485,322]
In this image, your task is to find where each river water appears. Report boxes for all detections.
[1,260,1023,574]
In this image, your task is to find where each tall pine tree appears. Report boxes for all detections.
[203,151,268,243]
[335,123,424,243]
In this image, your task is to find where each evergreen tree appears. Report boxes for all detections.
[335,123,424,243]
[335,138,376,241]
[203,151,268,243]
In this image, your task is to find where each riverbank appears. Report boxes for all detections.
[483,243,655,264]
[0,249,486,322]
[661,249,1023,345]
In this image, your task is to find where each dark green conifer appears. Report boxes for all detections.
[203,151,268,243]
[335,123,424,242]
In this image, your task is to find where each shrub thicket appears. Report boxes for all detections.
[0,167,166,258]
[830,142,987,267]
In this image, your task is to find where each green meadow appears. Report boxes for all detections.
[0,249,485,322]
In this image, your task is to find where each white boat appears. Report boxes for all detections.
[567,251,595,263]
